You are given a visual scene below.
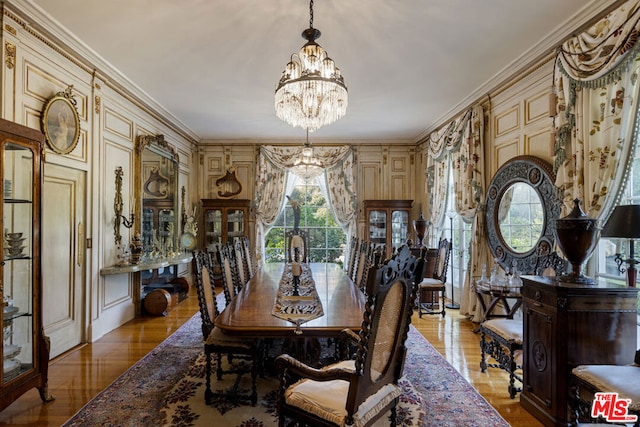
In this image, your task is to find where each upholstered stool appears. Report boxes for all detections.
[480,318,523,399]
[569,364,640,426]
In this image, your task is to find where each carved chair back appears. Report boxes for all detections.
[285,229,309,263]
[192,250,219,339]
[348,245,417,418]
[218,243,239,306]
[433,238,451,282]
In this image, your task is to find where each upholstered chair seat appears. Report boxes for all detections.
[283,360,402,427]
[480,318,524,399]
[569,363,640,425]
[205,327,254,349]
[276,244,418,427]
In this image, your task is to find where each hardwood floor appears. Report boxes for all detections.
[0,292,542,426]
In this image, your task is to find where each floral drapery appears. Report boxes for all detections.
[554,0,640,219]
[425,106,485,320]
[255,145,355,264]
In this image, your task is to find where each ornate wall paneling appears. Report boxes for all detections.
[199,143,255,200]
[488,57,555,174]
[2,4,198,338]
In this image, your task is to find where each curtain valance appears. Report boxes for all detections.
[557,0,640,87]
[260,145,351,169]
[427,108,473,161]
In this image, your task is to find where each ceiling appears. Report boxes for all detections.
[23,0,615,142]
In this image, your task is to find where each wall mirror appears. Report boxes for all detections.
[485,155,560,274]
[134,134,179,257]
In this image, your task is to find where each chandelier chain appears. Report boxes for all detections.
[309,0,314,29]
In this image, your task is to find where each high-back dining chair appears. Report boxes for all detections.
[274,244,417,427]
[353,239,372,292]
[417,237,451,317]
[242,236,255,280]
[219,243,240,307]
[286,229,309,263]
[191,250,258,405]
[345,235,359,278]
[233,239,249,288]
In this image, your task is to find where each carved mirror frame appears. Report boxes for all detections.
[134,134,180,250]
[485,155,561,274]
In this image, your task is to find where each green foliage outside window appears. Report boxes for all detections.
[264,180,346,264]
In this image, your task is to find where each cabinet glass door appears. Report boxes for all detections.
[227,209,245,241]
[205,209,222,248]
[3,142,35,383]
[368,210,387,244]
[391,210,409,249]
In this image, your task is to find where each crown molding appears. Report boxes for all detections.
[5,0,200,142]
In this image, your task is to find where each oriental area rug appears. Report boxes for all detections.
[63,313,509,427]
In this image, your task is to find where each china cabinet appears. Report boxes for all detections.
[201,199,250,249]
[0,119,53,411]
[363,200,412,258]
[520,275,638,426]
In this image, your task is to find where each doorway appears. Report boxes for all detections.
[42,163,86,358]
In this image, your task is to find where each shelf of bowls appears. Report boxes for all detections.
[3,294,22,381]
[3,232,28,381]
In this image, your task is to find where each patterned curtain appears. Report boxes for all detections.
[254,150,287,264]
[256,145,353,264]
[425,106,485,319]
[554,0,640,219]
[323,150,357,251]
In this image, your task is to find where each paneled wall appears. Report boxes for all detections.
[1,4,198,346]
[487,57,555,177]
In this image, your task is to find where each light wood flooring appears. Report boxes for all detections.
[0,292,542,426]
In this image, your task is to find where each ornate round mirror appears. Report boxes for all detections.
[486,155,560,274]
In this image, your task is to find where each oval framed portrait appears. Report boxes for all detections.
[41,90,80,154]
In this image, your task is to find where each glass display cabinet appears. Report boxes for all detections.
[0,119,53,411]
[201,199,250,250]
[363,200,413,258]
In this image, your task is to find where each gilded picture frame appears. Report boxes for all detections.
[41,85,80,154]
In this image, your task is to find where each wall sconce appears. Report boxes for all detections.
[114,166,134,246]
[601,204,640,287]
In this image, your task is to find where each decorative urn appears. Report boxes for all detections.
[413,212,429,247]
[554,198,600,284]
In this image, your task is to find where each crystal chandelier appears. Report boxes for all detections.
[275,0,348,132]
[290,129,324,181]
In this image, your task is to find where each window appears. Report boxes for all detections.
[596,131,640,317]
[264,177,346,264]
[444,166,472,304]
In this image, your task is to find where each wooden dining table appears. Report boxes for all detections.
[215,262,367,338]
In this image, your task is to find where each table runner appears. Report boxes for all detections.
[272,263,324,333]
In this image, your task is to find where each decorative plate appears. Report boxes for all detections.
[180,232,197,250]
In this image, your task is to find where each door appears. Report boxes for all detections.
[42,164,86,358]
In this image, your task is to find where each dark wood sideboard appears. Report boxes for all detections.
[520,275,638,426]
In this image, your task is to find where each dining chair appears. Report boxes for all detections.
[218,243,239,306]
[191,250,258,405]
[242,236,255,280]
[233,239,249,288]
[353,240,372,292]
[417,237,451,317]
[274,244,417,427]
[286,229,309,262]
[345,235,359,278]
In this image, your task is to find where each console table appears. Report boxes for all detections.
[520,275,638,427]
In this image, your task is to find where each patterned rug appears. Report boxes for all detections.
[63,312,510,427]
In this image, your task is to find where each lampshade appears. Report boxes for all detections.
[601,205,640,239]
[274,0,348,132]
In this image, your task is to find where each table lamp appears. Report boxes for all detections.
[601,204,640,287]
